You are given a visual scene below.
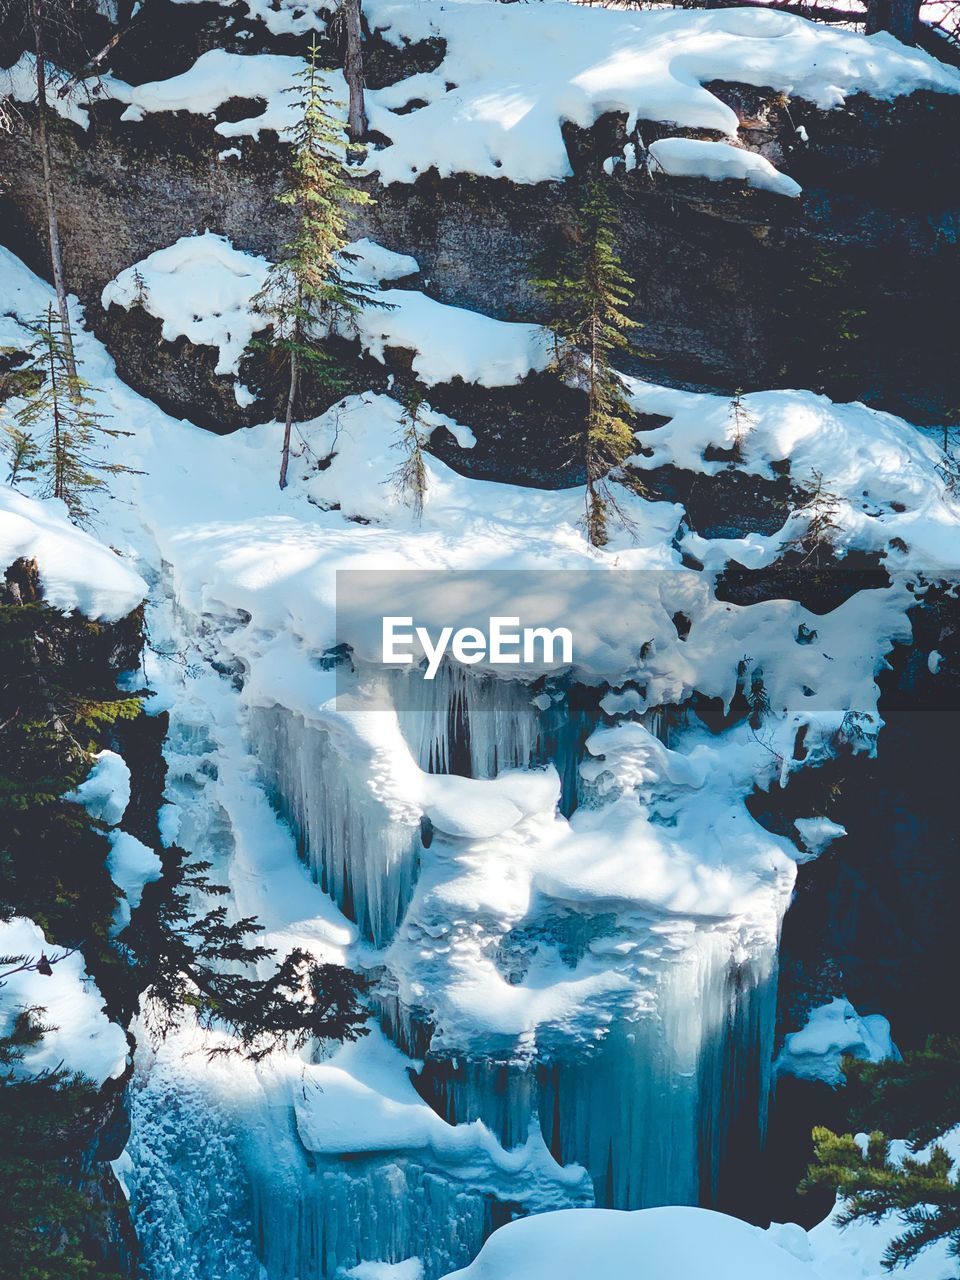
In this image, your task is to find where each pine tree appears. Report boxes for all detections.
[1,419,41,486]
[128,850,370,1062]
[13,306,135,524]
[730,387,754,461]
[802,1036,960,1269]
[786,470,842,566]
[0,1065,122,1280]
[531,181,640,546]
[391,386,430,521]
[252,39,377,490]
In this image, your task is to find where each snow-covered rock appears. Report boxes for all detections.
[777,997,900,1085]
[649,137,802,197]
[67,750,131,826]
[0,487,146,621]
[107,831,163,934]
[0,917,128,1085]
[101,233,270,385]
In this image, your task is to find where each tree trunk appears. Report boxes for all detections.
[343,0,367,143]
[30,0,78,384]
[279,345,299,490]
[865,0,921,43]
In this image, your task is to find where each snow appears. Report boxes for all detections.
[101,233,270,387]
[101,233,549,395]
[65,750,161,931]
[170,0,334,37]
[628,382,960,572]
[109,50,317,138]
[9,3,957,185]
[67,749,131,826]
[356,290,552,388]
[649,137,802,198]
[360,2,960,185]
[107,831,163,933]
[776,997,900,1085]
[346,1263,424,1280]
[0,53,113,127]
[441,1198,960,1280]
[294,1025,588,1195]
[0,486,146,621]
[794,816,848,860]
[0,917,128,1085]
[0,219,954,1272]
[440,1206,817,1280]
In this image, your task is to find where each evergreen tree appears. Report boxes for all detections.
[13,307,136,524]
[0,1065,122,1280]
[803,1036,960,1269]
[128,850,370,1061]
[531,181,640,546]
[729,387,754,461]
[0,588,142,948]
[252,39,377,490]
[786,470,842,566]
[1,419,41,485]
[391,385,429,520]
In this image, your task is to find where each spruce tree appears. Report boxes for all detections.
[252,38,377,490]
[532,181,640,546]
[729,387,754,461]
[128,850,369,1061]
[13,307,135,524]
[785,470,842,566]
[391,386,429,521]
[802,1036,960,1270]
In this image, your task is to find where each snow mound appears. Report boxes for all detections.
[357,290,552,388]
[794,816,847,861]
[101,233,270,386]
[628,382,960,571]
[649,137,802,197]
[171,0,335,37]
[777,997,900,1085]
[67,749,131,825]
[107,831,163,934]
[0,487,146,621]
[440,1205,817,1280]
[0,917,128,1085]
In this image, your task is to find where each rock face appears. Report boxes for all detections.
[2,69,959,436]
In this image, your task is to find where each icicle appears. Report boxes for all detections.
[392,663,602,814]
[407,933,781,1212]
[251,704,422,946]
